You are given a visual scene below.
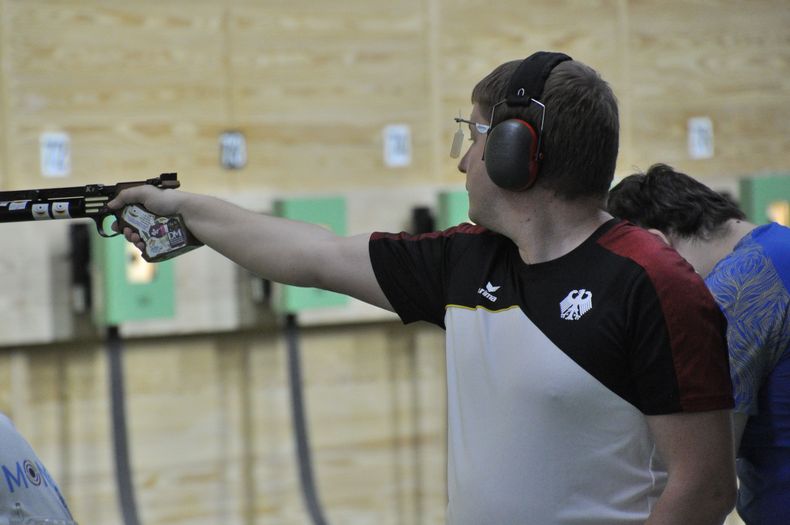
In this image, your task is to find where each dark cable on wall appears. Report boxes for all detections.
[285,314,330,525]
[107,326,142,525]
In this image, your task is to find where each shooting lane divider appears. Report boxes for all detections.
[107,325,142,525]
[285,313,331,525]
[104,309,335,525]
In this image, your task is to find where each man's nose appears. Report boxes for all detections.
[457,149,469,174]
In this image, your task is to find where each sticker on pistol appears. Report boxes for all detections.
[32,203,51,220]
[4,200,29,211]
[52,201,71,219]
[122,204,188,259]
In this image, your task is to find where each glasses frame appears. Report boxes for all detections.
[450,113,491,159]
[453,117,490,135]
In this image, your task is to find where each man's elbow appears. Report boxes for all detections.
[666,474,737,524]
[706,478,737,521]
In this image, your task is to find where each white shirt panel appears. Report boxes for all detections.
[444,306,665,525]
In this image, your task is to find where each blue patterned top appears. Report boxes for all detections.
[705,222,790,524]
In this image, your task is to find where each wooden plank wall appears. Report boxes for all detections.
[0,1,788,524]
[1,323,447,525]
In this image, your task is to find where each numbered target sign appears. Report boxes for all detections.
[40,131,71,178]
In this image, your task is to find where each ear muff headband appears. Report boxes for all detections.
[506,51,572,107]
[485,51,572,191]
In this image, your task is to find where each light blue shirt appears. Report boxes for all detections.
[0,413,76,524]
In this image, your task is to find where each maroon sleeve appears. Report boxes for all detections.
[600,223,734,413]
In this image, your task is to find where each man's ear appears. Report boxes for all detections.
[647,228,672,247]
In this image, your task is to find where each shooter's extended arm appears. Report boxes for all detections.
[0,172,180,237]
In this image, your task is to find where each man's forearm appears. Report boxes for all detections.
[177,193,340,287]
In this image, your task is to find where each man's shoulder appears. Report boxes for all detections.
[750,223,790,282]
[370,222,492,242]
[596,220,695,275]
[756,221,790,241]
[714,223,790,283]
[709,225,790,303]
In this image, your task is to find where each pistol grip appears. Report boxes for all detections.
[118,204,202,263]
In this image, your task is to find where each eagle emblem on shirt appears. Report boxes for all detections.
[559,289,593,320]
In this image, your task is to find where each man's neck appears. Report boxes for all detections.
[673,219,758,278]
[496,190,612,265]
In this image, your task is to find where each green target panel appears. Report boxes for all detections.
[91,231,176,326]
[740,173,790,226]
[272,196,349,313]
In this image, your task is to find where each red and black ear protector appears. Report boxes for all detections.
[484,51,572,191]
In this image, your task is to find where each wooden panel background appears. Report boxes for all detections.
[1,1,788,524]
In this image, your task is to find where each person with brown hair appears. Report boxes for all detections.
[609,163,790,525]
